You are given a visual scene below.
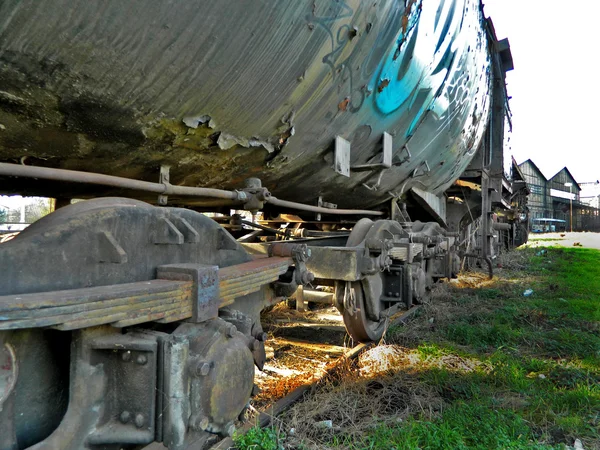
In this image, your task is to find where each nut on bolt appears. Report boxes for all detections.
[302,271,315,284]
[225,323,237,338]
[255,332,268,342]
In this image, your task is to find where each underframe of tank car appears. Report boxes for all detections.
[0,175,529,447]
[0,149,528,450]
[0,22,528,450]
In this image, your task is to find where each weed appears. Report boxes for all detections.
[362,403,560,450]
[280,247,600,449]
[234,426,284,450]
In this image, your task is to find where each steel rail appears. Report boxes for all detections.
[208,305,422,450]
[138,307,421,450]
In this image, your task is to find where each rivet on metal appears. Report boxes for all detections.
[225,422,236,437]
[121,351,132,362]
[119,411,131,423]
[196,361,211,376]
[134,413,145,428]
[136,354,148,365]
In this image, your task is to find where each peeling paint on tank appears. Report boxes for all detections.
[0,0,493,209]
[182,115,211,129]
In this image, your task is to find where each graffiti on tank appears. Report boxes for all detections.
[372,0,469,137]
[308,1,367,113]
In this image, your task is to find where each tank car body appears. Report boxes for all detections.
[0,1,524,449]
[0,0,490,209]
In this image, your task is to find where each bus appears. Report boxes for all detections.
[531,218,566,233]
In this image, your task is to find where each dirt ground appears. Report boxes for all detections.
[252,304,352,410]
[526,231,600,249]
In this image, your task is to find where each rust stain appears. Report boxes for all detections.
[401,15,409,35]
[402,0,416,35]
[396,0,419,60]
[338,97,350,111]
[378,79,390,93]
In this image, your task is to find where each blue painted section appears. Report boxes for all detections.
[373,0,468,137]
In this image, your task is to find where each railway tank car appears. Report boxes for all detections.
[0,1,524,449]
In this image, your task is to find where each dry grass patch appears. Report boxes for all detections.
[282,354,444,449]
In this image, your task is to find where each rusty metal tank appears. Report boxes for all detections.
[0,0,491,209]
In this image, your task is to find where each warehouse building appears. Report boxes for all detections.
[518,160,600,232]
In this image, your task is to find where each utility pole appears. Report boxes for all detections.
[565,182,573,232]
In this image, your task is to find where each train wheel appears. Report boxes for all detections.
[337,219,405,343]
[341,281,387,342]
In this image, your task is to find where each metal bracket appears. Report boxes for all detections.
[158,165,170,206]
[316,196,337,221]
[97,230,128,264]
[26,328,161,449]
[351,132,393,172]
[396,144,412,165]
[157,264,220,323]
[152,217,185,245]
[334,132,401,178]
[391,200,411,223]
[334,136,351,177]
[411,160,431,178]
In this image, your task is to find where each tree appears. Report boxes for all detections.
[25,198,52,223]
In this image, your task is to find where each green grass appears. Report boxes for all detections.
[237,248,600,449]
[359,403,560,450]
[234,425,285,450]
[398,248,600,448]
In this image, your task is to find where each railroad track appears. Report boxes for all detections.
[140,303,421,450]
[210,304,422,450]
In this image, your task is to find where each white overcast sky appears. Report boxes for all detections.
[483,0,600,186]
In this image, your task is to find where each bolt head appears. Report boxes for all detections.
[119,411,131,423]
[198,362,211,376]
[121,351,132,362]
[301,271,315,284]
[134,413,145,428]
[225,422,236,437]
[136,354,147,365]
[193,415,210,431]
[226,323,237,338]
